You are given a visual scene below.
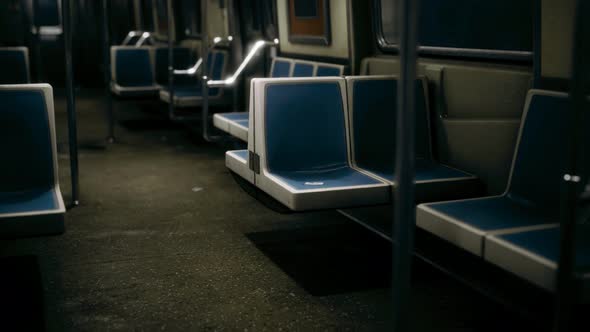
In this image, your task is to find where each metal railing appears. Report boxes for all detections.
[207,39,279,88]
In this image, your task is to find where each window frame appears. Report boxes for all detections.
[373,0,533,62]
[176,0,201,40]
[287,0,331,46]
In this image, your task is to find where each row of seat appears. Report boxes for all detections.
[224,76,589,297]
[226,76,481,210]
[0,84,65,238]
[213,57,345,141]
[0,47,31,84]
[110,44,231,108]
[110,46,202,97]
[159,49,228,108]
[417,90,589,295]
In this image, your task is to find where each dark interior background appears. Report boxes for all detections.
[0,0,135,87]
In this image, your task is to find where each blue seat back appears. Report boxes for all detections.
[292,62,314,77]
[507,91,585,210]
[114,48,154,87]
[0,48,30,84]
[270,59,292,78]
[348,77,430,179]
[0,88,54,193]
[206,51,226,96]
[209,51,226,81]
[317,65,342,77]
[155,47,194,85]
[264,80,348,172]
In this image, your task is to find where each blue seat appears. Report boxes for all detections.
[110,46,160,97]
[212,112,249,133]
[154,47,195,86]
[486,226,590,294]
[483,91,589,293]
[316,65,344,77]
[269,58,293,78]
[214,58,345,141]
[159,50,227,107]
[0,84,65,238]
[229,77,389,211]
[416,90,573,257]
[0,47,31,84]
[292,62,314,77]
[347,76,480,202]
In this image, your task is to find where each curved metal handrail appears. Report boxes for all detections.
[207,38,279,87]
[135,32,153,47]
[121,31,143,45]
[172,36,234,76]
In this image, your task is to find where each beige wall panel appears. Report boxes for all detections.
[541,0,575,79]
[206,0,229,38]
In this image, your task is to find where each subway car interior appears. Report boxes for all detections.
[0,0,588,331]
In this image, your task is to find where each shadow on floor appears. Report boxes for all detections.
[0,255,46,331]
[247,222,392,296]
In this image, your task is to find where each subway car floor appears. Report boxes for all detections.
[0,90,541,331]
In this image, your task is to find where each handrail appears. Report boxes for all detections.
[135,32,153,47]
[207,39,279,88]
[173,58,203,75]
[173,36,234,76]
[121,31,143,45]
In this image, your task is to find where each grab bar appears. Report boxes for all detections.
[173,36,234,76]
[207,38,279,87]
[121,31,143,45]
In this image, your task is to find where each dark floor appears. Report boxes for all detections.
[0,90,540,331]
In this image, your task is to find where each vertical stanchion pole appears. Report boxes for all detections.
[32,0,44,82]
[553,1,588,331]
[167,0,175,120]
[62,0,80,206]
[102,0,115,143]
[391,0,419,330]
[201,0,212,141]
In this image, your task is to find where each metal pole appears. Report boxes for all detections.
[32,0,44,82]
[201,0,214,141]
[553,1,588,331]
[391,0,419,330]
[62,0,79,206]
[102,0,115,143]
[167,0,175,120]
[200,1,225,142]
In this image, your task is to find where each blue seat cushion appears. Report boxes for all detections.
[272,166,383,191]
[426,196,554,231]
[494,227,590,270]
[0,188,61,215]
[367,159,473,183]
[162,85,219,98]
[230,149,249,161]
[417,195,556,256]
[219,112,249,122]
[232,119,249,129]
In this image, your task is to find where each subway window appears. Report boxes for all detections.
[178,0,201,38]
[377,0,533,59]
[35,0,61,26]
